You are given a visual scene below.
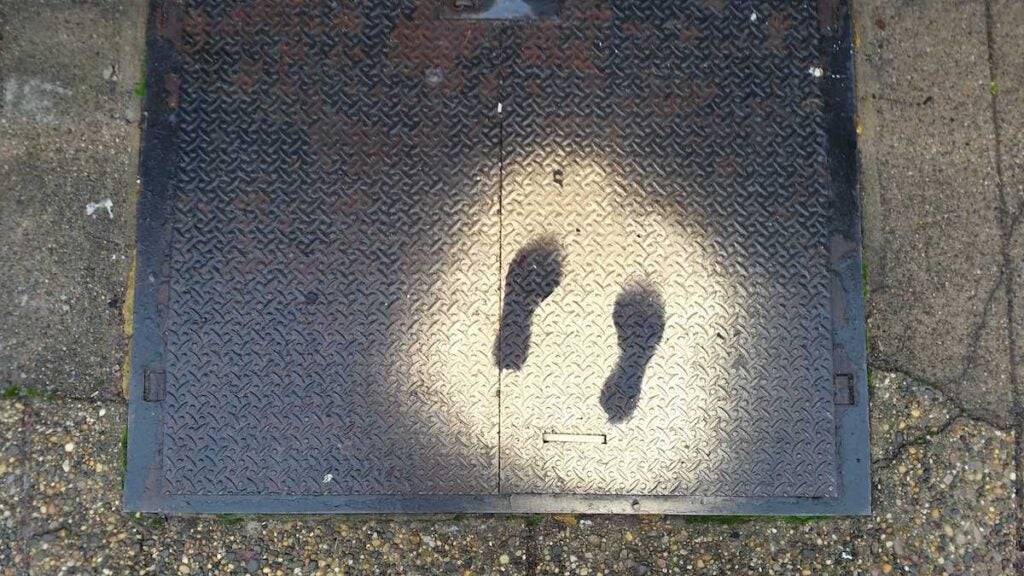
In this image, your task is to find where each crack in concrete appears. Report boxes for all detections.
[867,265,1011,431]
[868,251,1010,428]
[978,0,1019,557]
[869,361,1012,432]
[858,12,1021,558]
[868,369,1010,471]
[872,411,963,471]
[983,0,1023,559]
[867,175,1024,537]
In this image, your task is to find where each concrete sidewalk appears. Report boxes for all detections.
[1,0,1022,573]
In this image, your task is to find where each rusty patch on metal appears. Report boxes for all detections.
[766,12,792,52]
[156,0,184,50]
[163,73,180,109]
[817,0,841,32]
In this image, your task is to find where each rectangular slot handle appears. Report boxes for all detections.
[542,433,606,444]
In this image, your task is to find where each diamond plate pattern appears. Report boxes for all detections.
[163,0,502,495]
[498,0,837,497]
[133,0,855,506]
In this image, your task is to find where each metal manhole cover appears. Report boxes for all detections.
[125,0,868,515]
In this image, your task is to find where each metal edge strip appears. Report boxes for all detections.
[824,0,872,516]
[124,0,182,512]
[129,492,863,516]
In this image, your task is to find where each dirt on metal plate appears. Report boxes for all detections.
[125,0,868,514]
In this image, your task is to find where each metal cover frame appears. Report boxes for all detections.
[125,0,868,515]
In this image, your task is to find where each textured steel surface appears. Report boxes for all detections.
[126,0,868,513]
[498,1,836,497]
[161,0,502,495]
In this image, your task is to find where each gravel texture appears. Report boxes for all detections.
[0,400,25,572]
[22,399,158,575]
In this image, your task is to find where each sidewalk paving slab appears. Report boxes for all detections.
[857,0,1012,427]
[0,0,145,401]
